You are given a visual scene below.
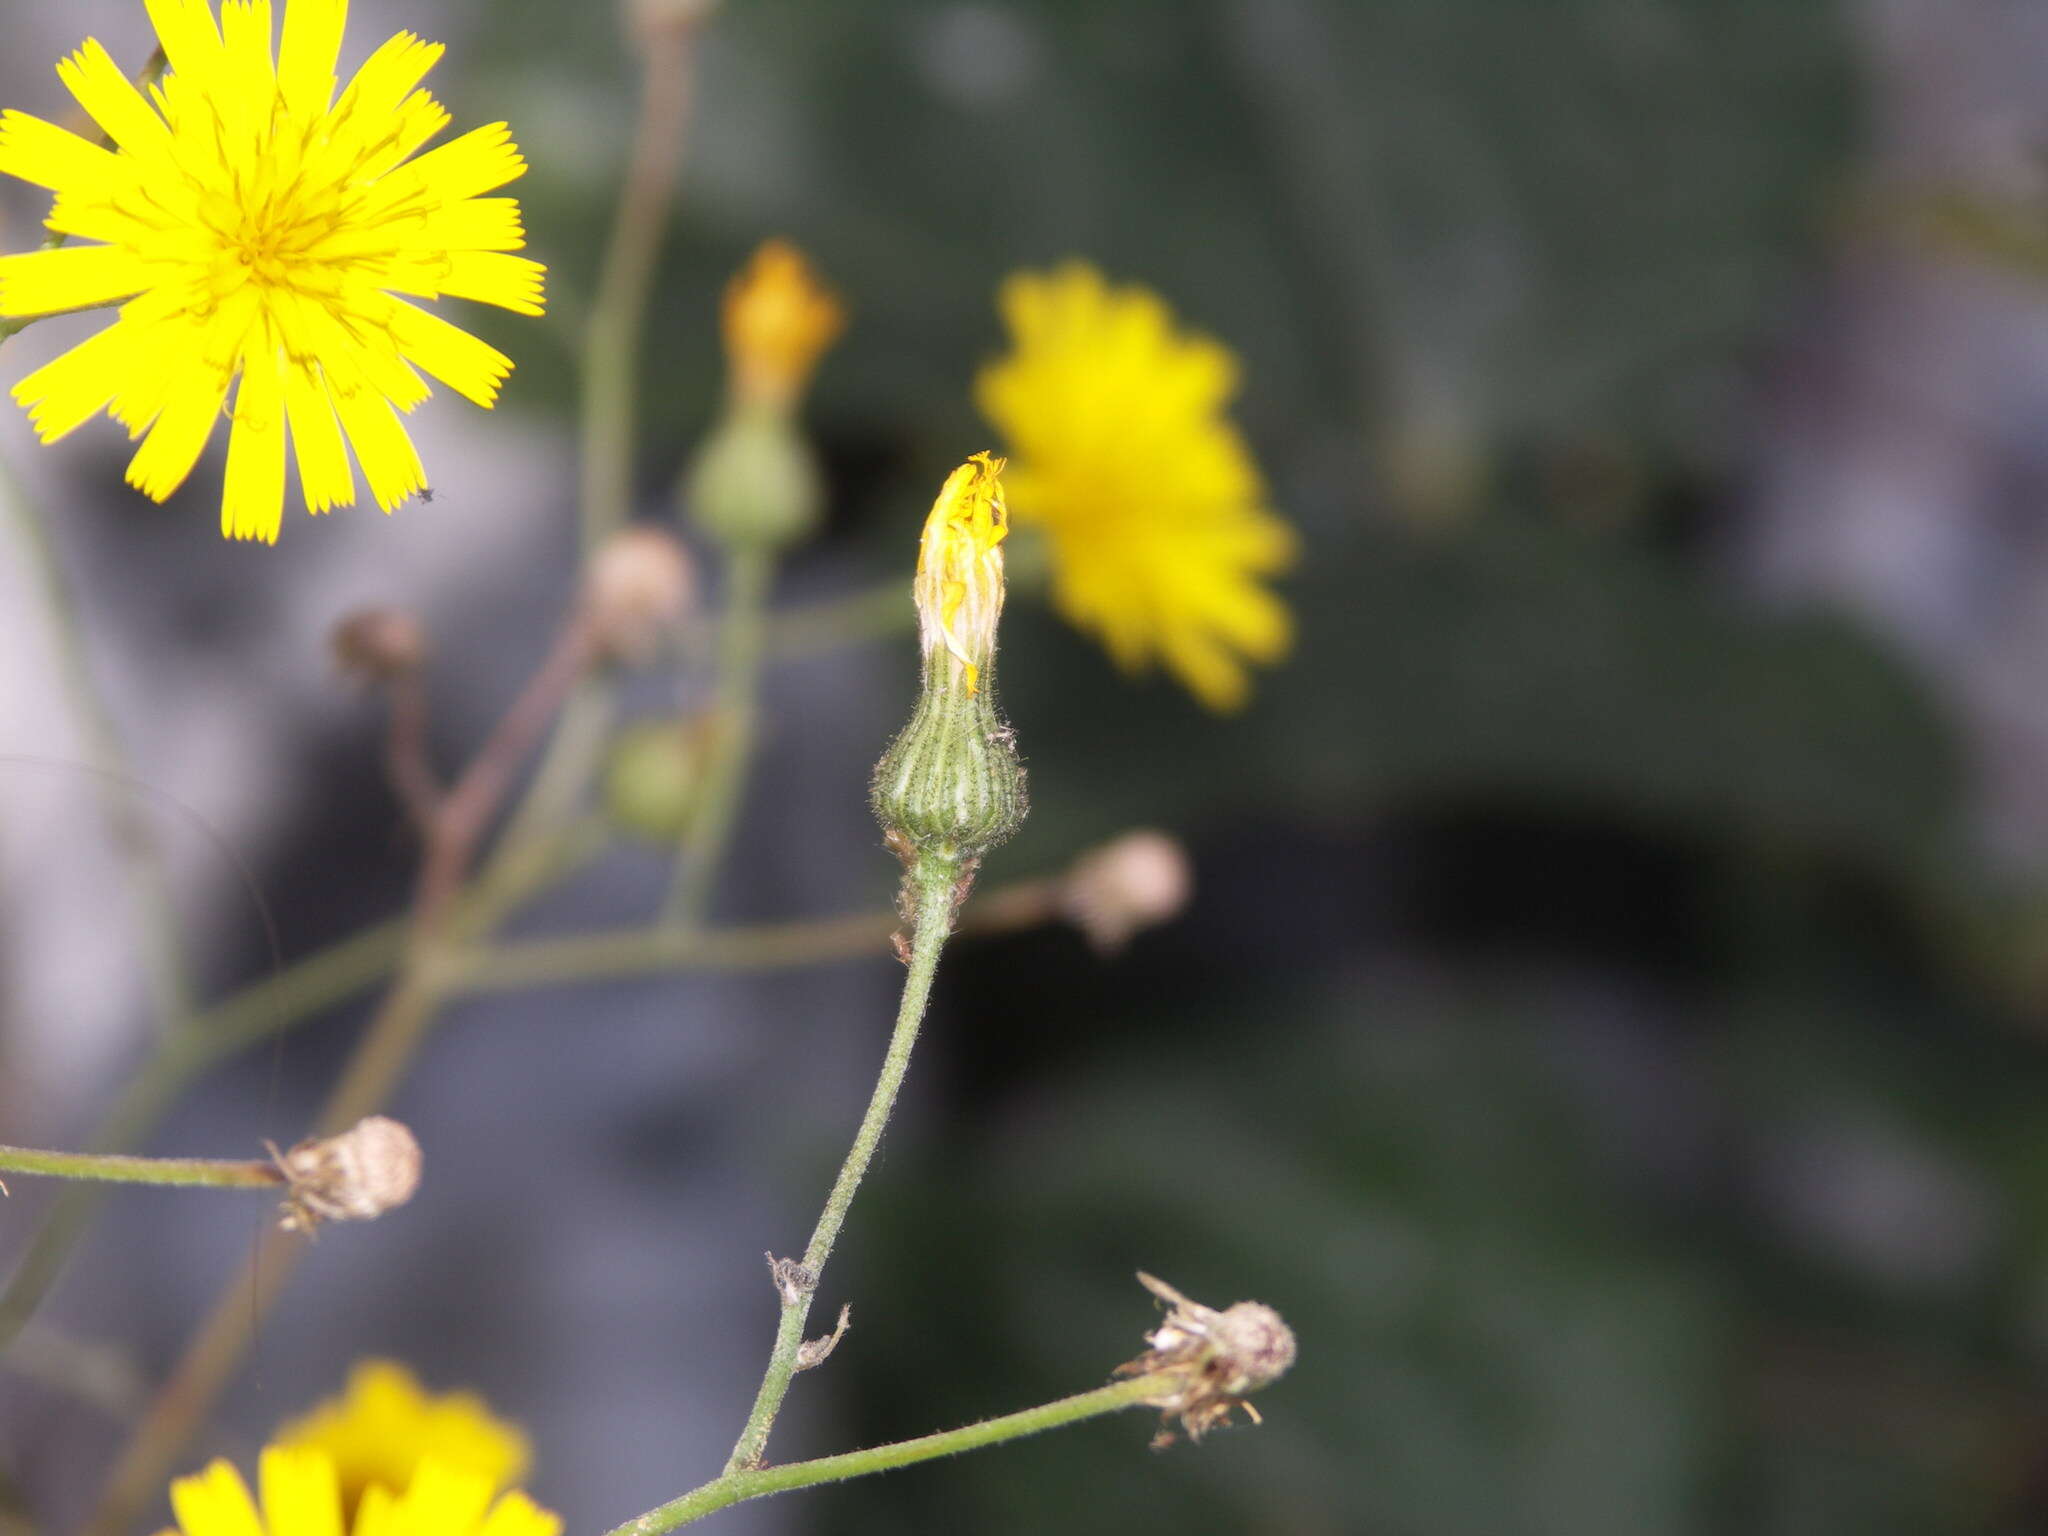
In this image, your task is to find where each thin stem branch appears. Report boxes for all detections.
[581,16,703,549]
[767,578,910,663]
[83,618,602,1536]
[0,449,193,1025]
[0,1145,280,1190]
[724,866,958,1474]
[0,825,603,1365]
[465,874,1056,991]
[0,1038,213,1355]
[664,546,775,925]
[610,1373,1176,1534]
[414,620,598,931]
[382,672,443,836]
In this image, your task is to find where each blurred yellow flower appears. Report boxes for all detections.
[915,450,1008,695]
[722,239,843,411]
[977,264,1296,711]
[0,0,545,542]
[164,1447,558,1536]
[276,1360,530,1508]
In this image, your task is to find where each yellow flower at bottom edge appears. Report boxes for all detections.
[162,1447,558,1536]
[275,1360,530,1508]
[976,263,1296,712]
[0,0,546,542]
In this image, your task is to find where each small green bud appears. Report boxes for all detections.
[603,718,709,843]
[686,405,823,552]
[871,453,1027,869]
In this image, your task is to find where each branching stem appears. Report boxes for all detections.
[724,860,958,1474]
[612,1373,1175,1534]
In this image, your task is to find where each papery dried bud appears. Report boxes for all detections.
[583,527,696,663]
[332,608,427,681]
[274,1116,423,1234]
[1061,830,1193,954]
[1117,1272,1295,1448]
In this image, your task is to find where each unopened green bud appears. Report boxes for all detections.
[686,405,823,551]
[872,453,1027,868]
[603,718,710,842]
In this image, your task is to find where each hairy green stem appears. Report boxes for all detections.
[0,1146,280,1190]
[613,1373,1175,1534]
[724,862,958,1474]
[665,546,776,924]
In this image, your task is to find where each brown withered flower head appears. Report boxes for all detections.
[1117,1271,1296,1449]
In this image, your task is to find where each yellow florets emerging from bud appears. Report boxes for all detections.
[915,452,1009,695]
[689,240,843,551]
[873,453,1027,875]
[722,240,845,413]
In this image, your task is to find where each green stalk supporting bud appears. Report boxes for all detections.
[872,453,1029,891]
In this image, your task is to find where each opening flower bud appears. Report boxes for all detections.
[872,453,1027,869]
[722,240,844,414]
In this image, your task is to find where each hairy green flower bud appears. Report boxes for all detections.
[872,453,1028,868]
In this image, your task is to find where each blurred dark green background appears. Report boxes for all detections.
[15,1,2048,1533]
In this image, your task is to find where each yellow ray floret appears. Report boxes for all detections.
[977,263,1296,711]
[161,1446,558,1536]
[275,1359,530,1508]
[0,0,545,542]
[914,451,1008,693]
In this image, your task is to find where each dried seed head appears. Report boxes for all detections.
[274,1116,423,1234]
[583,527,697,664]
[332,608,427,681]
[1117,1272,1296,1448]
[1061,830,1193,954]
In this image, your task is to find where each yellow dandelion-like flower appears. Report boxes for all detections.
[275,1360,530,1508]
[976,263,1296,712]
[914,449,1008,695]
[0,0,546,542]
[721,239,843,412]
[163,1447,558,1536]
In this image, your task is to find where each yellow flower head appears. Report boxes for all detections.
[915,451,1008,695]
[162,1447,558,1536]
[275,1360,530,1508]
[0,0,546,542]
[976,264,1296,711]
[721,239,843,412]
